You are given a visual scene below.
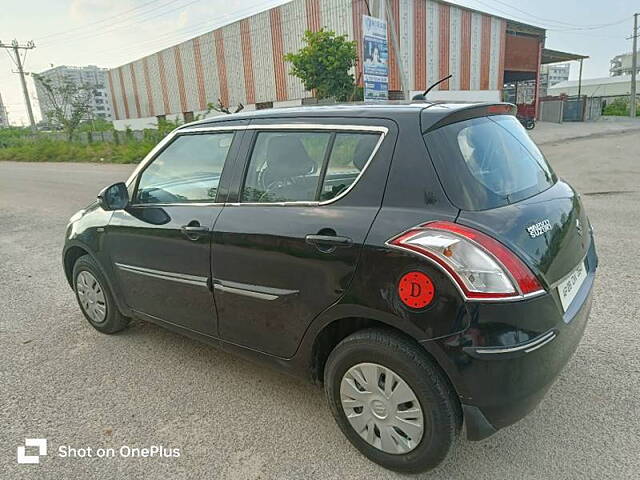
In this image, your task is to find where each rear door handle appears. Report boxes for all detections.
[305,234,353,249]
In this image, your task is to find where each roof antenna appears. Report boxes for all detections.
[412,74,452,101]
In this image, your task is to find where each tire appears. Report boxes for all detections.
[72,254,129,334]
[324,328,459,473]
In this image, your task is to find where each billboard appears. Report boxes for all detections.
[362,15,388,101]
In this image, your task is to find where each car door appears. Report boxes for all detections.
[106,125,245,335]
[211,118,397,357]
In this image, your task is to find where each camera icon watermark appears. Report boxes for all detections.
[17,438,47,464]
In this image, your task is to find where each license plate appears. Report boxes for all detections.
[557,261,587,312]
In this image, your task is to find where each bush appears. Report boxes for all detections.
[603,97,640,116]
[0,127,35,148]
[0,122,180,163]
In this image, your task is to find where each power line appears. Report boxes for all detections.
[83,0,313,63]
[480,0,628,30]
[40,0,205,48]
[89,3,274,58]
[40,0,287,50]
[469,0,628,33]
[35,0,179,41]
[547,31,622,39]
[547,18,629,32]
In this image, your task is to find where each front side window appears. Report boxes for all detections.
[241,130,381,203]
[136,132,234,204]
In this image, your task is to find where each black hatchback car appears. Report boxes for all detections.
[63,103,596,473]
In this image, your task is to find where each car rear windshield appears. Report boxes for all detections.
[423,115,556,211]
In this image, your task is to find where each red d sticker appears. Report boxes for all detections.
[398,272,435,309]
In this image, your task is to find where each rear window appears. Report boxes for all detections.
[424,115,556,210]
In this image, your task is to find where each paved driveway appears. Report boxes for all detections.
[1,131,639,479]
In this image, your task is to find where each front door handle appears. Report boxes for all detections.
[181,222,209,241]
[305,234,353,253]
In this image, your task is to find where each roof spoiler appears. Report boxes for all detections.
[422,103,516,133]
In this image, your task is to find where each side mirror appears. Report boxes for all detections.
[97,182,130,211]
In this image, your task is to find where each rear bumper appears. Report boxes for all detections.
[467,286,591,439]
[422,243,596,440]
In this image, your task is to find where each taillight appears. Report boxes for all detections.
[388,221,544,301]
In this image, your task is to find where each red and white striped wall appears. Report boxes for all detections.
[108,0,508,125]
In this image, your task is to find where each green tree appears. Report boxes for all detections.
[284,28,358,102]
[33,73,95,141]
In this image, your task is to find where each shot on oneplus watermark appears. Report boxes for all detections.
[58,444,181,459]
[16,438,180,464]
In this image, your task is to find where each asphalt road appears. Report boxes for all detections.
[2,130,639,479]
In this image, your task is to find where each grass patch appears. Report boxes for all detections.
[0,138,154,164]
[0,121,180,164]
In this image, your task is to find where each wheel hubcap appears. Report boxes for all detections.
[76,270,107,323]
[340,362,424,454]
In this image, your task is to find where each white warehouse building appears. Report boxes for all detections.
[548,75,640,99]
[106,0,561,130]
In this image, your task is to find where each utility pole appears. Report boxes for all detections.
[577,58,584,120]
[630,13,638,118]
[0,39,36,129]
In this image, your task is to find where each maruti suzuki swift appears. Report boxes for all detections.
[63,102,597,473]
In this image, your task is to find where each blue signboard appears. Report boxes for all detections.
[362,15,388,102]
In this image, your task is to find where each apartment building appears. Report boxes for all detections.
[34,65,114,123]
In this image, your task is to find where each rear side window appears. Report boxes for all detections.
[424,115,556,210]
[320,133,379,201]
[242,132,331,203]
[241,130,380,203]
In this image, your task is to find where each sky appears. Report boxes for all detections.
[0,0,637,125]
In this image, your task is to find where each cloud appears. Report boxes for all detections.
[69,0,130,22]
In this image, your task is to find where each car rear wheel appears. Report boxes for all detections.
[73,255,129,334]
[324,328,459,473]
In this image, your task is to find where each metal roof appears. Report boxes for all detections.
[550,75,638,89]
[542,48,589,65]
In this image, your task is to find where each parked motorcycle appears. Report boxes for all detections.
[517,115,535,130]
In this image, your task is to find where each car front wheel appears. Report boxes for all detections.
[324,328,460,473]
[73,254,129,334]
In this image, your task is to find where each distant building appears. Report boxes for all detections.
[610,51,640,77]
[0,92,8,127]
[539,62,570,96]
[503,80,536,105]
[34,65,114,124]
[548,75,639,104]
[503,59,568,103]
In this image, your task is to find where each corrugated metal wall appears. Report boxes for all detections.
[108,0,507,120]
